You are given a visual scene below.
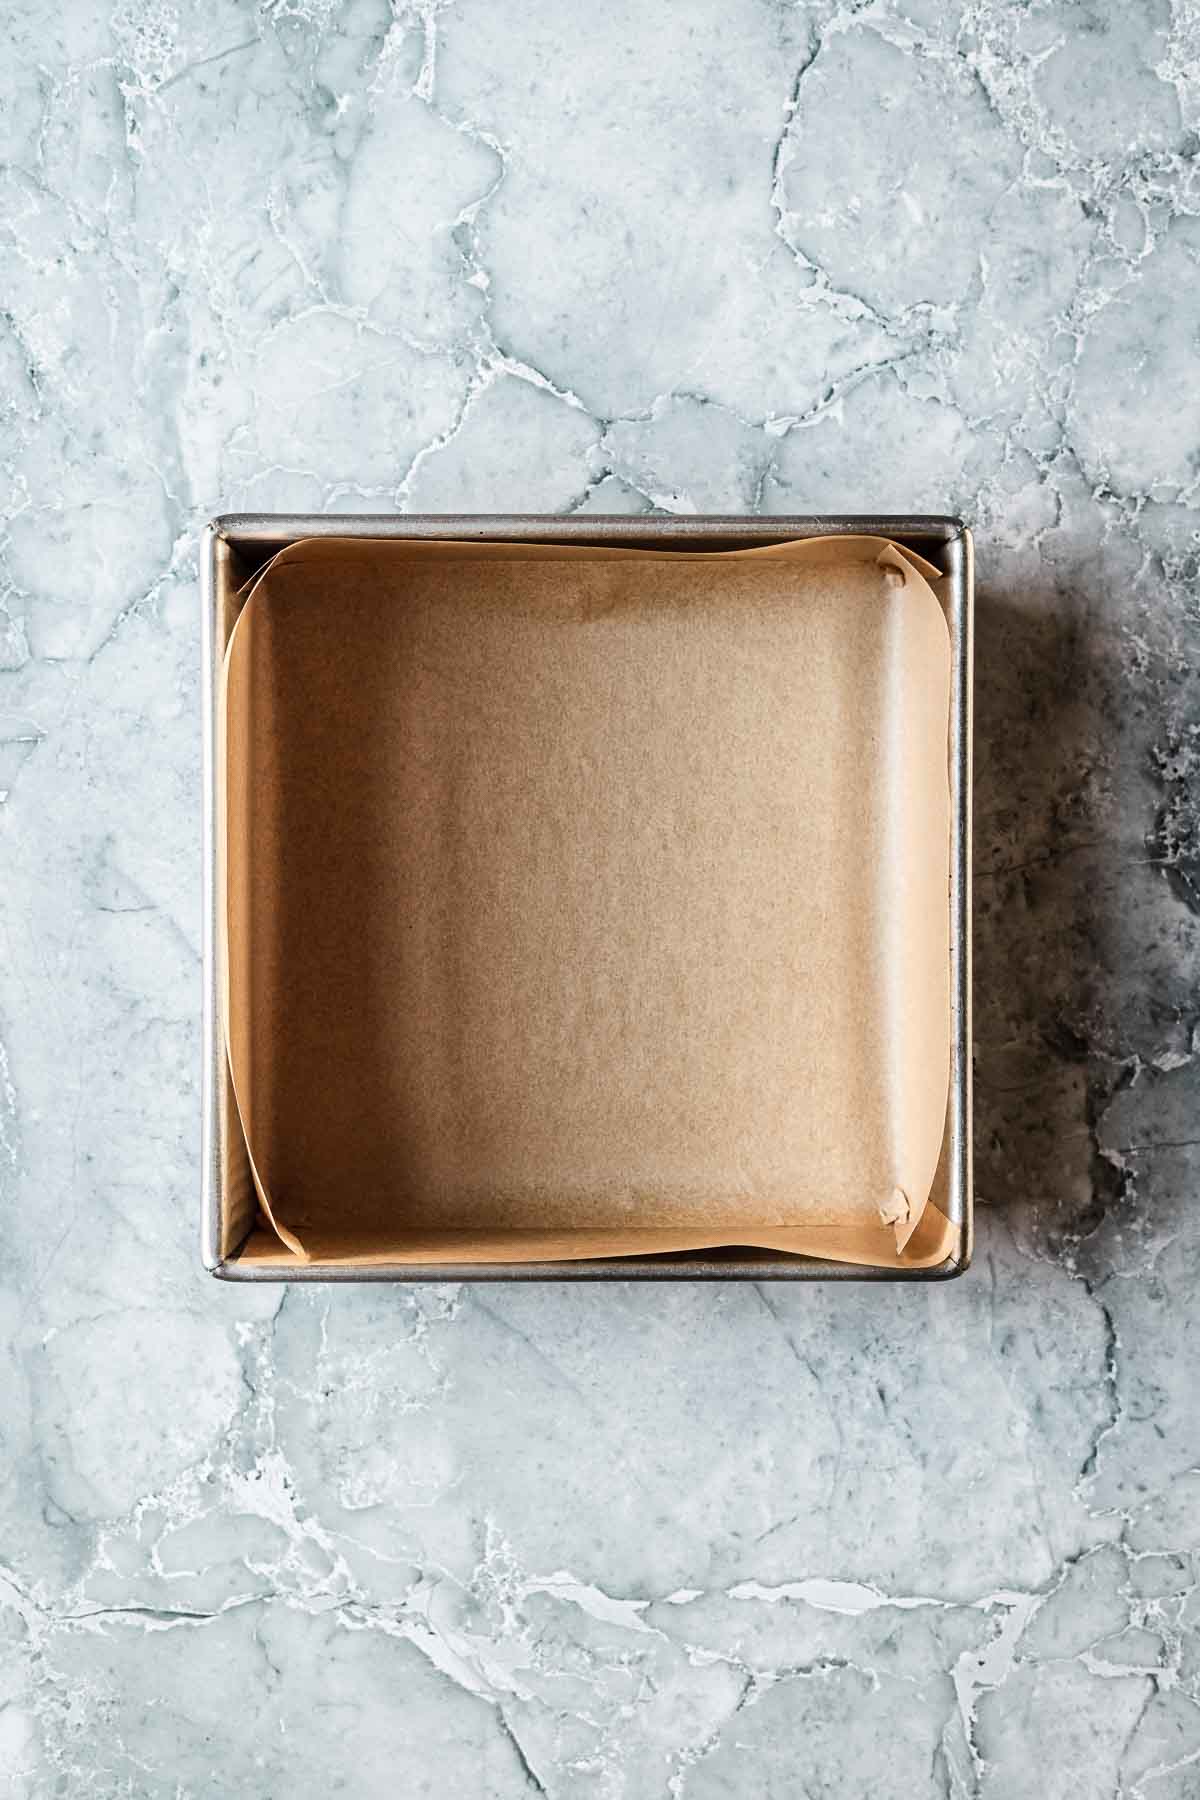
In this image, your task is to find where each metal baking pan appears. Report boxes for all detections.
[202,514,973,1281]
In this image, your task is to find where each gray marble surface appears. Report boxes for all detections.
[2,0,1199,1793]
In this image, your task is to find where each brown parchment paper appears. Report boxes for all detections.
[222,535,953,1269]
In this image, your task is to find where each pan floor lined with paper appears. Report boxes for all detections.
[219,532,957,1272]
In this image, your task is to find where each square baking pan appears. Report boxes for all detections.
[202,514,972,1281]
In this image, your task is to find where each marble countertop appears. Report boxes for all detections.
[3,1,1199,1794]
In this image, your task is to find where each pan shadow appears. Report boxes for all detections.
[971,556,1199,1272]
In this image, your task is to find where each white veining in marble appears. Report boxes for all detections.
[2,1,1200,1794]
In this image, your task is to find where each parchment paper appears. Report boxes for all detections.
[221,535,953,1269]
